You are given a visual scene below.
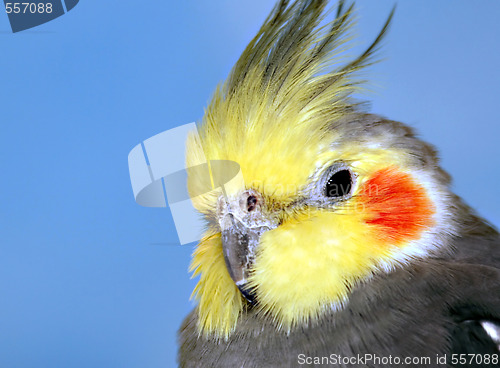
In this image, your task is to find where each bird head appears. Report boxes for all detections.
[185,0,458,339]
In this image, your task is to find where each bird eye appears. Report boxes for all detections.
[324,169,353,198]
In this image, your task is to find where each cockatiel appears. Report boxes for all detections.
[178,1,500,367]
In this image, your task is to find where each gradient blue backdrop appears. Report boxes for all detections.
[1,1,499,367]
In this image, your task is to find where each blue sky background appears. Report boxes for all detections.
[1,1,499,367]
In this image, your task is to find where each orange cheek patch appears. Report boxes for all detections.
[358,167,435,244]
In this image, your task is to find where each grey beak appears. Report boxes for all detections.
[221,214,271,304]
[218,190,275,304]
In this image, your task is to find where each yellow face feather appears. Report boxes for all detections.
[188,135,448,337]
[189,233,242,338]
[185,1,455,338]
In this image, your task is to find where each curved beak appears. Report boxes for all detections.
[221,214,271,303]
[218,190,275,304]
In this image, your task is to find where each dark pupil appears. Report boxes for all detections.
[325,170,352,198]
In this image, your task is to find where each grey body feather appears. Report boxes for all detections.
[179,219,500,367]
